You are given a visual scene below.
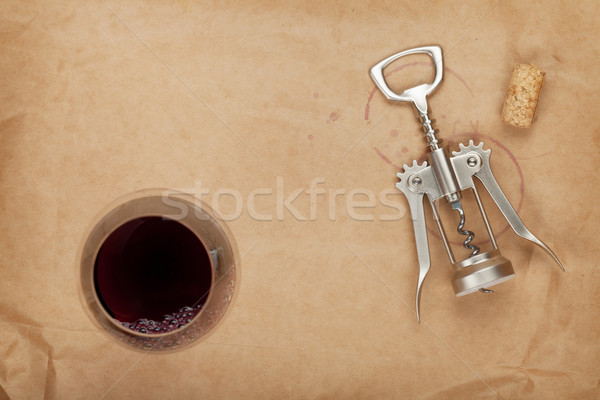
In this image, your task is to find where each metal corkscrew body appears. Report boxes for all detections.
[369,45,564,321]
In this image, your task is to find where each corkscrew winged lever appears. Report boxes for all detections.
[369,46,563,321]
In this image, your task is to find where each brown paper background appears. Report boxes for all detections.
[1,0,599,399]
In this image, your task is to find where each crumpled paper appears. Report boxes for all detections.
[1,0,599,398]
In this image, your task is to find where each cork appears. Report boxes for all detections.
[502,63,545,128]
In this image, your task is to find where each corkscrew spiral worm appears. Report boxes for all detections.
[454,206,480,257]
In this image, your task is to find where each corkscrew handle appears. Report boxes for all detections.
[407,193,431,323]
[369,46,443,116]
[395,162,432,322]
[370,46,444,151]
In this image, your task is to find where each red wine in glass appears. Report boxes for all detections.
[94,216,213,334]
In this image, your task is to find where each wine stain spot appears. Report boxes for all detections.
[374,147,401,170]
[390,129,399,137]
[307,134,313,140]
[327,111,340,124]
[313,92,319,99]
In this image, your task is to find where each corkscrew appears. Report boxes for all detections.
[369,46,564,321]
